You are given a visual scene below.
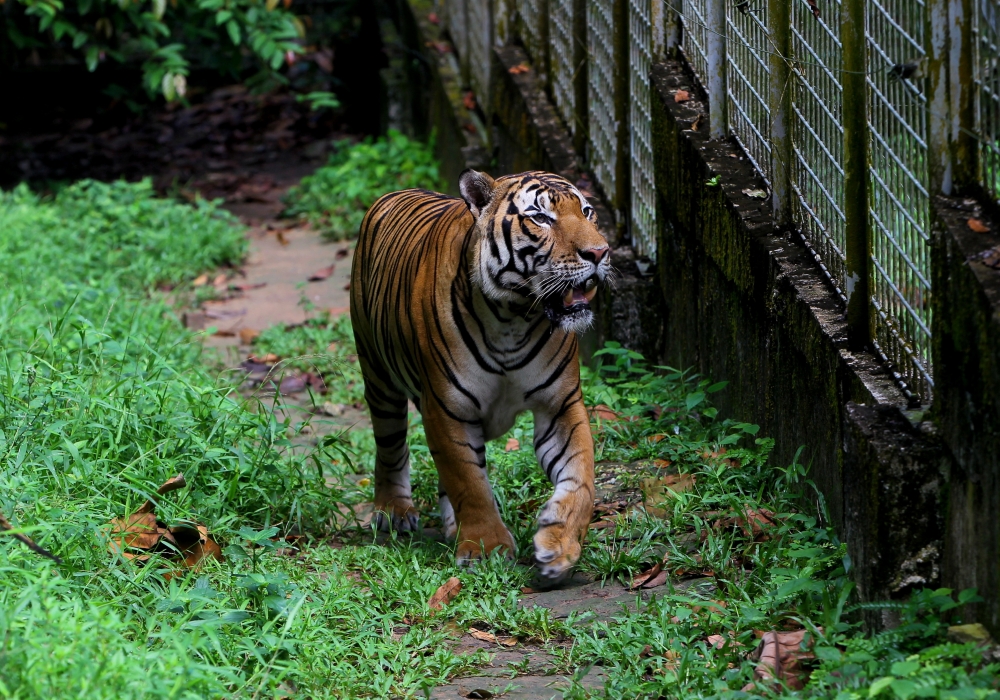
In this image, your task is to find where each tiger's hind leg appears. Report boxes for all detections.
[359,358,419,533]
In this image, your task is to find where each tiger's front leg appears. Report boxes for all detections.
[422,394,515,563]
[532,396,595,583]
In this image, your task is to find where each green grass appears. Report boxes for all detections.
[282,130,445,240]
[0,180,995,699]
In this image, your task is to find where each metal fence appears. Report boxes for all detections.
[434,0,1000,404]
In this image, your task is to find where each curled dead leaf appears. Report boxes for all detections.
[308,264,335,282]
[239,328,261,345]
[969,218,990,233]
[674,89,691,103]
[192,274,209,287]
[468,628,517,646]
[508,63,530,75]
[630,560,668,590]
[504,437,520,452]
[428,576,462,610]
[743,628,821,691]
[108,474,222,578]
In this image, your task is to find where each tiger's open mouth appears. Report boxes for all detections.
[542,277,599,325]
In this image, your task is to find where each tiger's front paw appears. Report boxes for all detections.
[373,498,420,533]
[454,525,515,566]
[532,523,582,585]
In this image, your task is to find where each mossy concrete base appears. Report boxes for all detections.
[650,59,950,613]
[933,195,1000,636]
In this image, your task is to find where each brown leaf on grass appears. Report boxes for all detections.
[968,218,991,233]
[742,628,820,692]
[192,274,209,287]
[212,273,228,287]
[308,264,335,282]
[428,576,462,610]
[0,511,62,563]
[589,404,621,422]
[630,560,668,590]
[642,473,697,516]
[675,89,691,103]
[519,586,537,594]
[649,434,667,444]
[248,353,280,365]
[652,458,671,469]
[714,507,776,539]
[239,328,261,345]
[588,518,617,530]
[504,437,520,452]
[468,628,517,646]
[108,474,223,577]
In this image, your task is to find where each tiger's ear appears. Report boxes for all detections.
[459,169,495,217]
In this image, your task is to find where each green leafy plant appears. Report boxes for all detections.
[282,130,445,239]
[1,0,313,100]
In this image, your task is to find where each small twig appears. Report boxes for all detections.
[0,511,62,564]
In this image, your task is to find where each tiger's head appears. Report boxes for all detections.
[460,169,611,334]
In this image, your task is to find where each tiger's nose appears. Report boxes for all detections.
[579,246,610,265]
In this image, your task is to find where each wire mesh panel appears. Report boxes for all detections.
[867,0,932,397]
[550,0,577,133]
[588,0,617,205]
[790,0,846,288]
[519,0,547,79]
[467,0,494,102]
[630,0,657,258]
[680,0,710,86]
[979,0,1000,200]
[726,1,771,181]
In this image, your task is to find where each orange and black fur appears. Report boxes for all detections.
[350,169,611,583]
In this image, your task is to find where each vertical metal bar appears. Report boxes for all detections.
[951,0,976,189]
[574,0,589,156]
[842,0,870,349]
[665,2,681,56]
[707,0,728,138]
[615,0,631,227]
[769,0,792,225]
[651,0,666,60]
[928,0,952,195]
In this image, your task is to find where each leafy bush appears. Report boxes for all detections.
[1,0,316,100]
[282,130,445,239]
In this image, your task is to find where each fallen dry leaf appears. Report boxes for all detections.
[239,328,261,345]
[213,329,236,337]
[589,404,621,422]
[108,474,222,577]
[308,264,335,282]
[231,282,267,292]
[462,91,477,111]
[642,473,697,516]
[192,274,209,287]
[508,63,530,75]
[652,458,671,469]
[428,576,462,610]
[691,113,703,132]
[212,273,228,287]
[631,560,667,590]
[743,628,821,691]
[278,374,308,394]
[675,89,691,102]
[468,628,517,646]
[969,218,991,233]
[505,437,520,452]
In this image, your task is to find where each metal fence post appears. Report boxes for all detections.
[768,0,792,225]
[928,0,952,195]
[842,0,870,349]
[573,0,589,156]
[664,0,681,55]
[950,0,976,190]
[706,0,728,139]
[614,0,631,226]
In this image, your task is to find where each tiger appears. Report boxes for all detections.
[350,169,611,583]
